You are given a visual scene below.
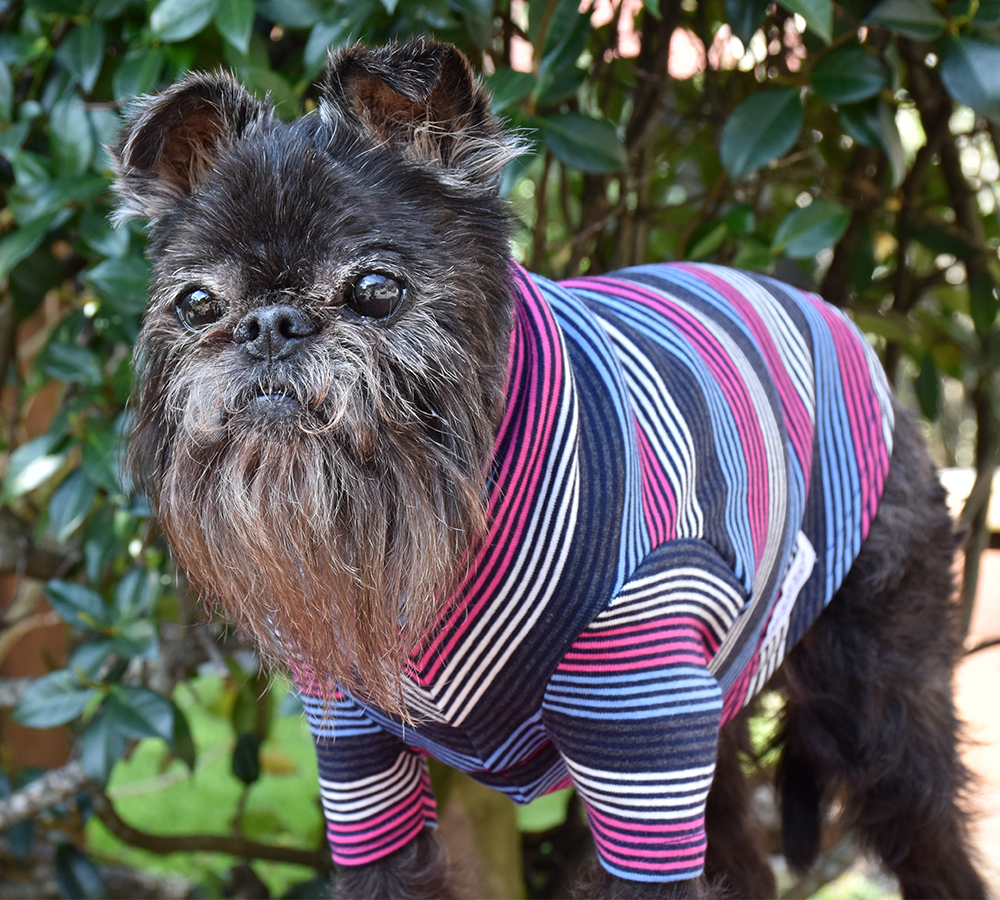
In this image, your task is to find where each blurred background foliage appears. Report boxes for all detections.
[0,0,999,896]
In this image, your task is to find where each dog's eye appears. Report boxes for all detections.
[176,289,225,331]
[348,274,405,319]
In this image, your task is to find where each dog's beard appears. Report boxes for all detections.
[131,323,496,715]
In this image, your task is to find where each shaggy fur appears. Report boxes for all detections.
[113,39,986,899]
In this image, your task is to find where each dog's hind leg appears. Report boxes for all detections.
[774,403,986,899]
[703,711,776,899]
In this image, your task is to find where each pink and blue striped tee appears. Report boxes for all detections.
[300,262,894,883]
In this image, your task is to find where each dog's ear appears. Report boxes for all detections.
[112,71,270,224]
[320,40,520,187]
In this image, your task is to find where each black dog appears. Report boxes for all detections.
[112,40,986,899]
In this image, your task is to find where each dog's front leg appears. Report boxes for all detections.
[331,828,453,900]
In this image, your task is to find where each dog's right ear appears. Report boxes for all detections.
[112,71,270,225]
[320,40,521,187]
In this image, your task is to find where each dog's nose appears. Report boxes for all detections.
[234,305,317,360]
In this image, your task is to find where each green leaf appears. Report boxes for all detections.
[905,221,976,259]
[215,0,255,54]
[486,68,537,114]
[55,22,105,93]
[2,434,67,501]
[873,99,906,189]
[80,709,127,782]
[915,352,939,419]
[40,341,106,387]
[49,469,98,543]
[970,270,998,337]
[720,88,803,180]
[257,0,327,25]
[940,37,1000,125]
[49,100,95,177]
[810,46,889,104]
[0,61,13,122]
[54,843,107,900]
[865,0,947,39]
[686,220,729,261]
[725,0,770,44]
[84,254,150,314]
[13,670,97,729]
[541,113,627,173]
[779,0,832,42]
[8,175,109,226]
[447,0,495,49]
[104,685,175,742]
[0,214,57,280]
[81,421,123,494]
[113,568,161,622]
[171,701,197,770]
[46,580,112,631]
[150,0,220,42]
[772,200,851,258]
[232,732,262,785]
[112,47,166,99]
[517,787,573,832]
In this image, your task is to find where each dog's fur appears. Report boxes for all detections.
[113,40,986,899]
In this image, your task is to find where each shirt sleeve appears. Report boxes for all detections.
[541,539,747,883]
[299,685,438,867]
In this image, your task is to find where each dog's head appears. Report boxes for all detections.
[112,41,521,710]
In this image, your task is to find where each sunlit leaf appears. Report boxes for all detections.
[215,0,254,54]
[104,685,175,742]
[14,671,97,729]
[55,22,105,93]
[46,580,112,631]
[940,36,1000,125]
[150,0,219,42]
[720,88,803,180]
[50,100,95,177]
[541,113,627,173]
[810,46,889,104]
[2,434,67,501]
[113,47,166,99]
[772,201,850,258]
[49,469,98,543]
[80,709,128,782]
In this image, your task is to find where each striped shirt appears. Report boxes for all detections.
[301,262,894,882]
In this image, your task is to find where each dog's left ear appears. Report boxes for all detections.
[112,71,271,225]
[320,40,520,187]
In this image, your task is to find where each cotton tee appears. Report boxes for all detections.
[298,262,894,883]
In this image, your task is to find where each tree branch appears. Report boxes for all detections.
[91,792,334,872]
[0,761,90,831]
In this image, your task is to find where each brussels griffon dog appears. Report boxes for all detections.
[112,40,986,900]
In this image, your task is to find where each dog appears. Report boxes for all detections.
[111,40,987,900]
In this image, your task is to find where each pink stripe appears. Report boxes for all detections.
[557,652,706,673]
[329,818,425,866]
[413,264,566,677]
[636,423,677,544]
[326,777,433,836]
[586,804,703,834]
[681,265,815,486]
[595,844,706,872]
[575,276,771,565]
[812,300,889,536]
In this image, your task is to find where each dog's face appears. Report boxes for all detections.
[113,41,521,709]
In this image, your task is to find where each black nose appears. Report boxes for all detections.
[234,305,317,360]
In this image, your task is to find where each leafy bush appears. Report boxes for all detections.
[1,0,998,896]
